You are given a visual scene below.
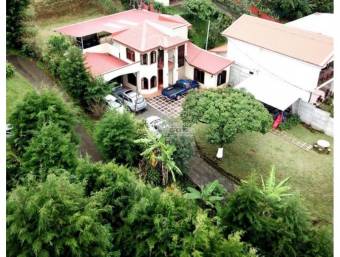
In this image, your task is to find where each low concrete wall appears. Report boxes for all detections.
[292,99,333,137]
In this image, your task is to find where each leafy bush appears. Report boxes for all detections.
[218,169,332,257]
[45,37,110,109]
[162,127,194,173]
[8,91,76,155]
[6,62,15,79]
[7,173,113,257]
[153,1,164,11]
[280,114,300,130]
[6,146,22,191]
[6,0,30,48]
[96,0,118,14]
[95,111,145,165]
[76,161,258,256]
[22,123,78,180]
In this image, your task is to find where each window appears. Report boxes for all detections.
[178,45,185,67]
[194,68,205,84]
[150,51,156,64]
[151,76,157,88]
[142,77,149,90]
[127,73,137,86]
[126,48,135,61]
[141,53,148,65]
[217,70,227,86]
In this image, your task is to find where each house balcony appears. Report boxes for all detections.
[318,62,334,86]
[158,56,174,69]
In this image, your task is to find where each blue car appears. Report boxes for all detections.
[162,79,199,100]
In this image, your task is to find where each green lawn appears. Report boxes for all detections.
[194,123,333,226]
[6,73,34,121]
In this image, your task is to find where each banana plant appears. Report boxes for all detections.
[184,180,226,208]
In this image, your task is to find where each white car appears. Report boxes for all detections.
[146,116,168,136]
[105,95,125,113]
[6,124,12,138]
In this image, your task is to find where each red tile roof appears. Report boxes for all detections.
[84,52,128,76]
[112,21,188,52]
[186,42,233,74]
[55,9,190,37]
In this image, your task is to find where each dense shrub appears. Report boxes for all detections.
[76,161,258,256]
[280,114,300,130]
[153,1,164,11]
[45,36,110,109]
[94,0,117,14]
[256,0,311,20]
[7,173,113,257]
[184,0,232,48]
[6,62,15,79]
[162,127,194,173]
[6,0,30,48]
[8,91,76,155]
[22,123,78,180]
[95,111,146,165]
[6,146,22,191]
[218,171,332,257]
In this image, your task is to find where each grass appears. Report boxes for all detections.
[6,73,34,121]
[194,123,333,226]
[34,6,104,48]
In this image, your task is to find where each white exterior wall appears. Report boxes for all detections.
[155,0,170,6]
[173,26,188,39]
[227,38,322,97]
[184,64,231,88]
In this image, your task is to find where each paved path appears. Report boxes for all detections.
[7,55,103,162]
[271,129,313,151]
[188,152,236,192]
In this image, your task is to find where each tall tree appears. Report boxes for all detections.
[22,123,78,180]
[6,0,30,48]
[7,173,113,257]
[181,88,272,145]
[95,111,145,165]
[8,91,76,155]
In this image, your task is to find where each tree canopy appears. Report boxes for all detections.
[217,169,333,257]
[8,90,76,155]
[256,0,311,20]
[95,111,145,165]
[6,0,30,48]
[22,123,78,180]
[181,88,272,145]
[7,173,113,257]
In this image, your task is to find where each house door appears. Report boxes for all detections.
[158,69,163,87]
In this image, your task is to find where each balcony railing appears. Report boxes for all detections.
[318,66,334,86]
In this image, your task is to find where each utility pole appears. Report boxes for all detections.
[205,20,210,50]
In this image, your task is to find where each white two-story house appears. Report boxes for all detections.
[221,13,334,111]
[56,9,233,96]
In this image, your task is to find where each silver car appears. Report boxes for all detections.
[113,88,147,112]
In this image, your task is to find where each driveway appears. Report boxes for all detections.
[146,95,184,118]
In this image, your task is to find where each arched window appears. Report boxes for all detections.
[142,77,149,90]
[150,51,156,64]
[150,76,157,88]
[141,53,148,65]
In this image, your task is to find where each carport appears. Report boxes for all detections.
[235,74,308,111]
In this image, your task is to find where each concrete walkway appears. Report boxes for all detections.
[188,147,237,192]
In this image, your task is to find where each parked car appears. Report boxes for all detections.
[112,87,147,112]
[6,124,12,138]
[104,95,125,113]
[162,79,199,100]
[146,116,168,137]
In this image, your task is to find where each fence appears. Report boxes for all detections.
[292,99,333,137]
